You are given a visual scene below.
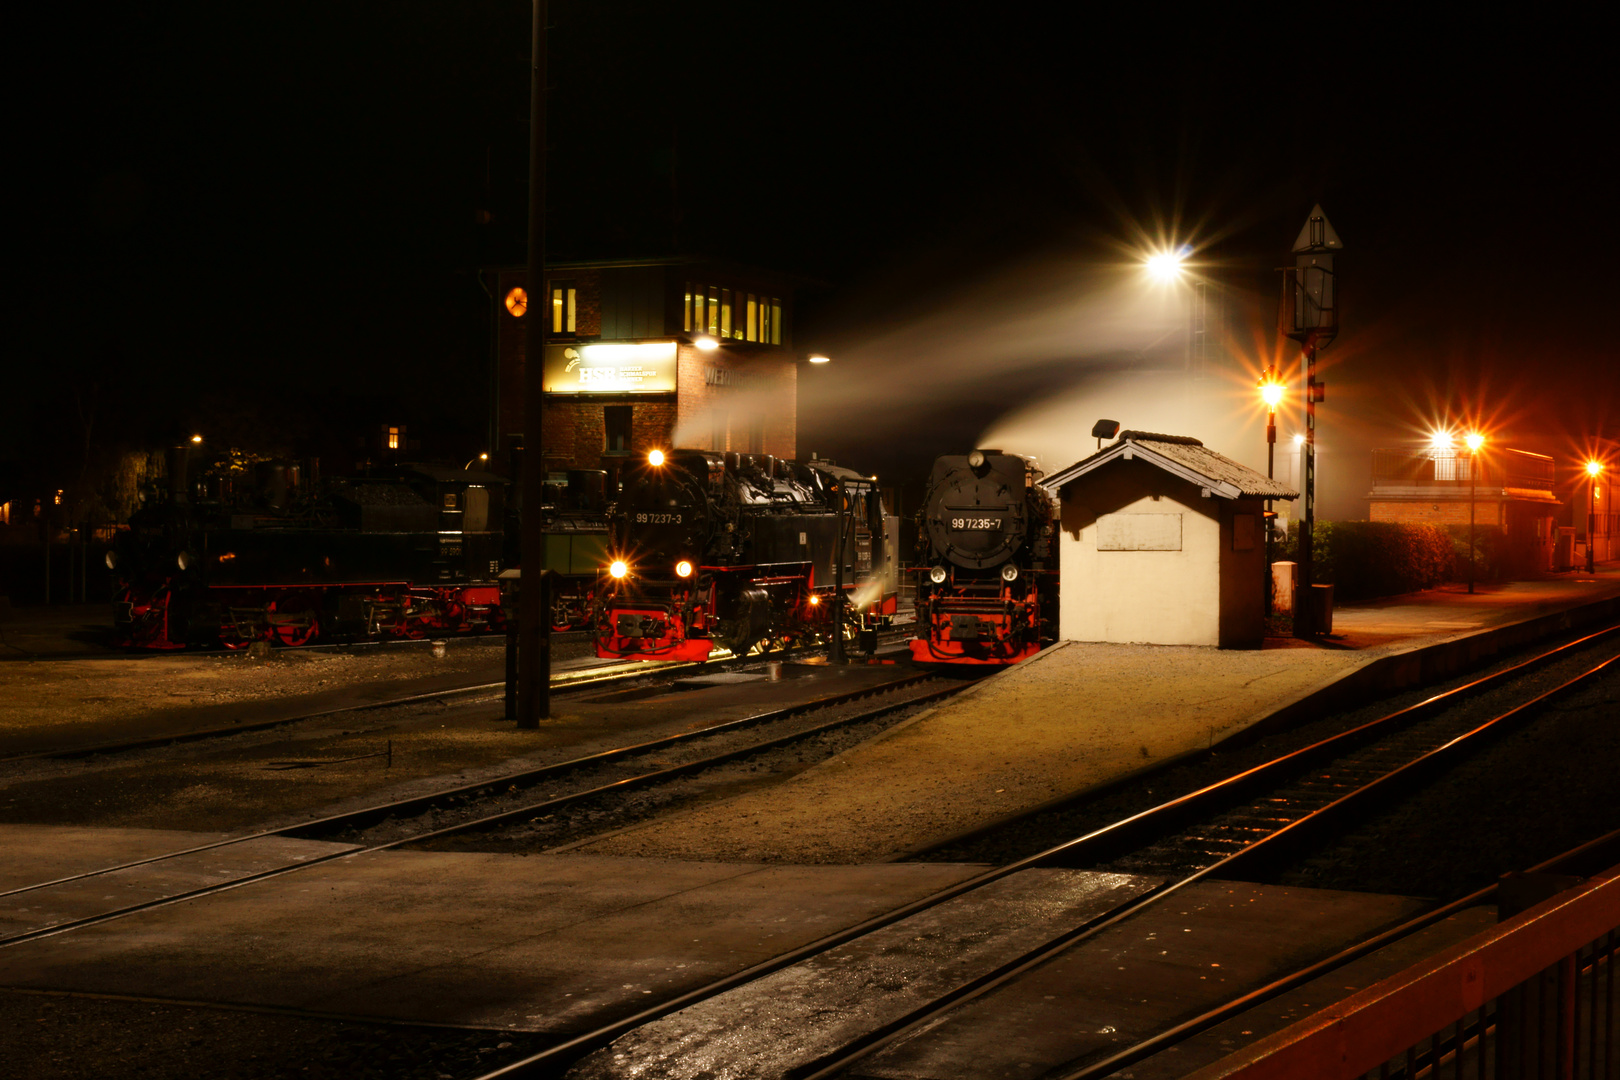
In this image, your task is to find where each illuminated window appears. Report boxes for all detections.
[387,427,400,450]
[550,281,576,334]
[746,295,757,341]
[771,299,782,345]
[0,501,9,525]
[707,285,720,335]
[54,489,63,506]
[720,288,732,338]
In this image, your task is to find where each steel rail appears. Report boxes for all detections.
[0,674,959,947]
[470,623,1620,1079]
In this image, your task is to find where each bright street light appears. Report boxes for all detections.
[1587,459,1605,573]
[1465,432,1485,453]
[807,354,831,364]
[1145,251,1185,282]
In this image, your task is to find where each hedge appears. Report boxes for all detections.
[1277,520,1454,602]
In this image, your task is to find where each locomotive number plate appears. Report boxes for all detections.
[635,512,683,524]
[950,517,1001,530]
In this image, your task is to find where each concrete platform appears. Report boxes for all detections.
[0,838,985,1033]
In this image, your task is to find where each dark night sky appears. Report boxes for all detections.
[11,4,1616,515]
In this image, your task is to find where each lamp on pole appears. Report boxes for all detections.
[1258,368,1285,614]
[1588,459,1605,574]
[1279,206,1342,636]
[1466,432,1484,593]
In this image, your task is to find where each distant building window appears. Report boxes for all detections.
[605,405,631,454]
[550,281,576,334]
[387,427,401,450]
[686,282,783,344]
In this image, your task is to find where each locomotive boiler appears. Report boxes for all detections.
[911,449,1058,664]
[592,449,899,662]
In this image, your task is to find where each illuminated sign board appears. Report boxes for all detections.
[543,342,678,394]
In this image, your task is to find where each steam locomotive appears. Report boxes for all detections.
[911,450,1058,664]
[592,449,899,662]
[109,450,510,649]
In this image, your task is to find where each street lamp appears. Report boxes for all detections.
[1257,368,1286,614]
[1145,251,1185,282]
[1587,459,1605,574]
[1466,432,1485,593]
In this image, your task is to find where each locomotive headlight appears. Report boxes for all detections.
[176,552,192,571]
[675,560,694,578]
[104,551,118,571]
[808,594,821,606]
[1001,563,1020,582]
[929,565,947,584]
[967,450,986,469]
[609,560,628,579]
[647,449,665,467]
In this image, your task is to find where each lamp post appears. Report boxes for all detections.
[1466,432,1484,593]
[1279,206,1342,636]
[1258,369,1284,614]
[517,0,550,727]
[1588,459,1605,574]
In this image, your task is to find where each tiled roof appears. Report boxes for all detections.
[1039,433,1299,500]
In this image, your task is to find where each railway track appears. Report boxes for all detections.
[0,628,916,765]
[0,665,962,950]
[480,622,1620,1080]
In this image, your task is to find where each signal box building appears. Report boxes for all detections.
[1040,432,1297,649]
[490,258,800,477]
[1366,444,1560,573]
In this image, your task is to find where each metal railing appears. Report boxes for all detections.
[1371,449,1557,492]
[1188,867,1619,1080]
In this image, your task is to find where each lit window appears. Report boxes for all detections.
[387,427,400,450]
[693,286,706,336]
[684,284,693,331]
[550,281,576,334]
[55,490,63,506]
[708,285,719,336]
[747,294,757,341]
[771,298,782,345]
[720,288,732,338]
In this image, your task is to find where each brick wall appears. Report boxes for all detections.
[675,343,797,457]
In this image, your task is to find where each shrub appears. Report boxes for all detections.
[1278,520,1453,602]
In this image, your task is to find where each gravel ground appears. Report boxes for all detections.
[1,989,556,1080]
[0,639,517,751]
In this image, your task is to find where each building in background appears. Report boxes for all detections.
[1366,443,1561,573]
[489,258,800,482]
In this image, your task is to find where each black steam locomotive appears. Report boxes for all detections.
[110,450,509,649]
[593,449,899,662]
[911,450,1058,664]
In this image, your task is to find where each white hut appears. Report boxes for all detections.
[1039,431,1298,648]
